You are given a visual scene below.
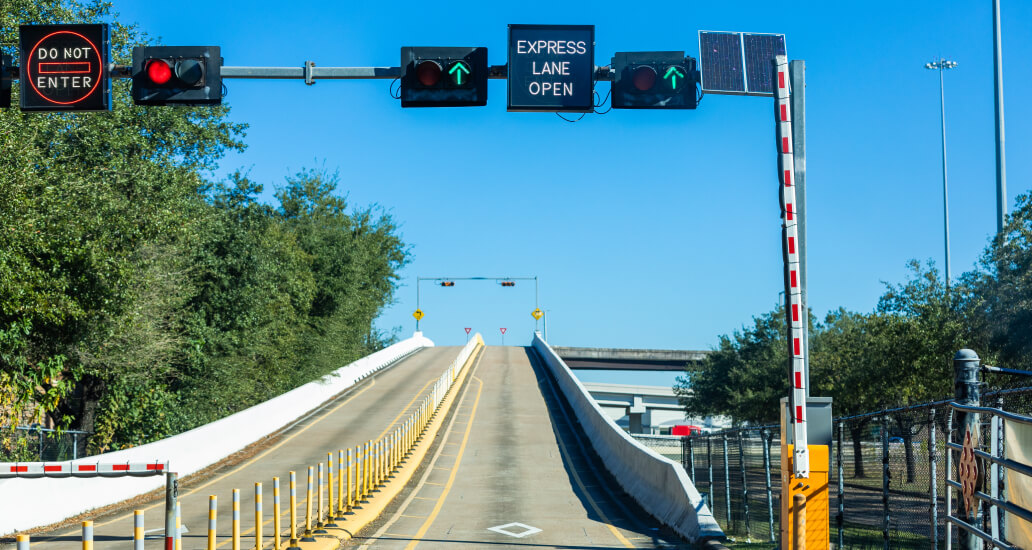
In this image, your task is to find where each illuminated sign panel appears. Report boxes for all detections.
[20,24,111,112]
[507,24,594,112]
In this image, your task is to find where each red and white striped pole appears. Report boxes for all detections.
[774,54,809,478]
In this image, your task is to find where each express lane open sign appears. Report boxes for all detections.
[20,24,111,112]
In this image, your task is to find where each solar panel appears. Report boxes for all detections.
[699,31,744,93]
[743,33,787,94]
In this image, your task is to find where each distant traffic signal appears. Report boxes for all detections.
[400,47,487,107]
[500,281,515,287]
[0,54,10,108]
[440,281,455,287]
[611,51,698,109]
[132,46,222,106]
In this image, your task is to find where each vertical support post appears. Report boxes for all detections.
[723,433,732,526]
[838,421,845,550]
[255,483,263,550]
[289,471,298,549]
[208,496,217,550]
[707,436,714,510]
[81,521,93,550]
[687,437,696,484]
[945,413,953,550]
[882,416,890,550]
[773,55,809,478]
[273,478,281,550]
[990,408,1001,542]
[165,472,178,550]
[954,349,981,550]
[739,431,752,540]
[232,488,240,550]
[992,0,1007,235]
[929,408,938,550]
[788,59,809,396]
[763,429,775,543]
[134,510,145,550]
[72,432,79,460]
[997,396,1007,542]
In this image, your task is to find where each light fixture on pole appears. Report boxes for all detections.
[925,57,957,293]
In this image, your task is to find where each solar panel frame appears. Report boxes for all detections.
[698,30,787,97]
[698,31,745,94]
[743,33,787,95]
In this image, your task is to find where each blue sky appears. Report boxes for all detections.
[114,0,1032,355]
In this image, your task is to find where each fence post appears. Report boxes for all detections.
[723,432,731,527]
[165,472,178,550]
[953,349,981,550]
[762,428,775,543]
[738,431,751,540]
[882,415,890,550]
[929,408,938,550]
[996,396,1006,544]
[72,432,79,460]
[707,436,714,511]
[945,412,953,550]
[837,421,845,550]
[687,437,696,484]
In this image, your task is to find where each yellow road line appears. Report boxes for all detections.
[403,375,484,550]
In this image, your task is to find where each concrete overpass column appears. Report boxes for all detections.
[628,395,646,434]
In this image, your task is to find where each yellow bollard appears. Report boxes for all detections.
[176,502,182,550]
[315,463,325,531]
[273,478,281,550]
[82,520,93,550]
[337,449,344,516]
[255,482,263,550]
[364,441,371,497]
[232,488,240,550]
[208,496,217,550]
[16,534,29,550]
[288,471,298,547]
[303,466,314,540]
[134,509,144,550]
[346,448,353,511]
[326,452,335,524]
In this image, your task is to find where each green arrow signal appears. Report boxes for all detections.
[663,66,685,90]
[449,62,471,85]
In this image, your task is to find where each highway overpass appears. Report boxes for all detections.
[553,346,709,371]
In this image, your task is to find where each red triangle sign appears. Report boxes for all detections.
[464,327,471,335]
[500,328,507,335]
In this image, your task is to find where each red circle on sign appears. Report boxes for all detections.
[26,30,103,105]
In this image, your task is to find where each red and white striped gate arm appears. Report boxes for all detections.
[0,461,168,478]
[773,54,809,478]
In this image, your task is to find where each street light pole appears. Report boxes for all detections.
[925,58,957,293]
[992,0,1007,236]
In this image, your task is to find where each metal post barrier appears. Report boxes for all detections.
[302,467,314,541]
[792,494,805,550]
[208,496,217,550]
[738,431,751,539]
[165,472,178,550]
[134,510,144,550]
[255,483,263,550]
[707,436,714,510]
[929,408,938,550]
[232,488,240,550]
[16,534,29,550]
[723,432,731,526]
[954,349,981,550]
[837,421,844,550]
[288,471,299,549]
[273,478,281,550]
[82,521,93,550]
[763,429,775,543]
[881,415,890,550]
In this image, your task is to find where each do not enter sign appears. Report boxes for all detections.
[20,24,111,112]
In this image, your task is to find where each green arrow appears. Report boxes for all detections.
[449,62,470,85]
[663,66,685,90]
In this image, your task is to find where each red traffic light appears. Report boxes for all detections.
[500,281,515,287]
[632,65,657,91]
[440,281,455,287]
[146,59,173,85]
[416,60,442,87]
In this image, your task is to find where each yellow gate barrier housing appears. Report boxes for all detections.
[779,398,832,550]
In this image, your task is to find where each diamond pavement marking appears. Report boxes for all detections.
[487,522,543,538]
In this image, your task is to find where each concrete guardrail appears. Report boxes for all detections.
[532,333,723,542]
[0,333,434,536]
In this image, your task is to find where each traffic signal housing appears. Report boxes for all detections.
[400,47,487,107]
[440,281,455,287]
[611,51,698,109]
[133,46,222,106]
[0,54,10,108]
[500,281,515,287]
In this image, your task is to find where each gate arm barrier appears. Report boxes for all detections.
[0,461,168,478]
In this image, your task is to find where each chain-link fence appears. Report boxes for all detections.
[631,386,1032,549]
[0,425,91,462]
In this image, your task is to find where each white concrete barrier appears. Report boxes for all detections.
[0,333,434,535]
[532,333,723,542]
